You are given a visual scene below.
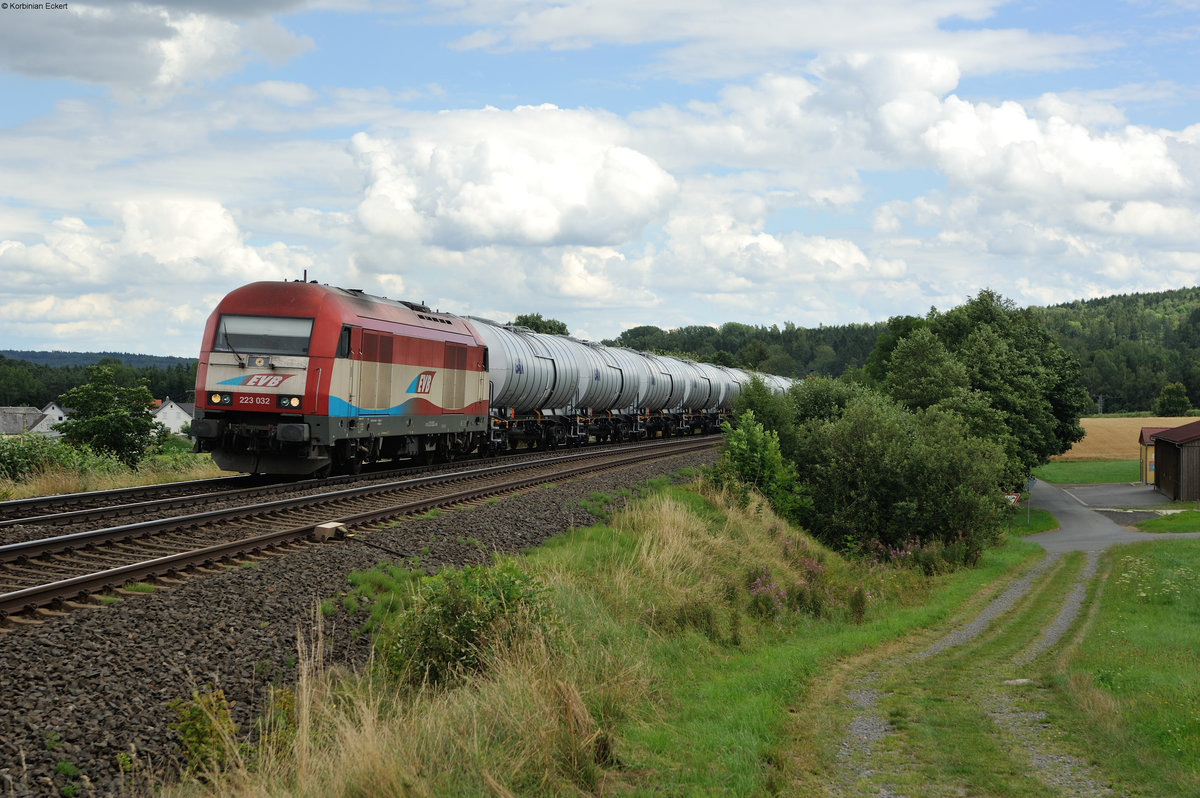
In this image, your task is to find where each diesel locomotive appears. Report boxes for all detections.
[190,281,791,475]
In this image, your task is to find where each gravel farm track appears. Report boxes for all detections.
[805,441,1200,797]
[0,448,718,797]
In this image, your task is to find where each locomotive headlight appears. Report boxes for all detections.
[277,395,301,409]
[210,392,232,406]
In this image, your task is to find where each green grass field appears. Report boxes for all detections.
[1135,510,1200,533]
[1051,541,1200,795]
[1033,459,1140,484]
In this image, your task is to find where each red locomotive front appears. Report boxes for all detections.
[192,281,489,475]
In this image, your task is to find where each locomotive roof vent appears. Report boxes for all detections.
[401,300,432,313]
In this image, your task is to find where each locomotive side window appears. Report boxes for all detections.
[337,326,352,358]
[215,315,314,355]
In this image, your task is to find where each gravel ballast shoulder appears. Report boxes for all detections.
[0,451,715,797]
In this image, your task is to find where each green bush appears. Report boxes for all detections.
[0,435,124,481]
[709,410,810,523]
[381,559,555,686]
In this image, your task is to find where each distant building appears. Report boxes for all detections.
[1139,426,1170,484]
[1152,420,1200,501]
[0,407,43,436]
[0,403,69,438]
[32,402,69,437]
[154,399,195,435]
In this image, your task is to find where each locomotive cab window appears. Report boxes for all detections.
[214,315,314,356]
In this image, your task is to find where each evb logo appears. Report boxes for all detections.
[407,371,436,394]
[218,373,292,388]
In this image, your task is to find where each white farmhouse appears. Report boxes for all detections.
[154,399,195,435]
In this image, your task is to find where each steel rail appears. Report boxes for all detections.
[0,437,716,618]
[0,474,265,523]
[0,437,710,564]
[0,438,670,529]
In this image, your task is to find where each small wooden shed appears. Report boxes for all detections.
[1139,426,1170,483]
[1151,420,1200,501]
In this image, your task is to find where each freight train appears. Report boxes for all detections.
[190,281,792,476]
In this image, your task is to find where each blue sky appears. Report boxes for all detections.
[1,0,1198,358]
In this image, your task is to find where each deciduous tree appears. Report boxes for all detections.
[54,366,161,467]
[509,313,569,335]
[1155,382,1191,416]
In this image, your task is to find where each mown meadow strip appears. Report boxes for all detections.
[1033,459,1141,484]
[1048,540,1200,796]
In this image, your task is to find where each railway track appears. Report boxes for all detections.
[0,474,271,525]
[0,440,674,534]
[0,437,716,622]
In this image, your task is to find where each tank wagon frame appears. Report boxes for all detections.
[191,281,788,476]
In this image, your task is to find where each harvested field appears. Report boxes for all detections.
[1053,416,1192,460]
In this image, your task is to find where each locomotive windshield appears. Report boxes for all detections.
[214,315,314,356]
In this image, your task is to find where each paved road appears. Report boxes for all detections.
[1027,481,1200,554]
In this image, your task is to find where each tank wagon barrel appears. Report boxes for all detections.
[190,281,793,475]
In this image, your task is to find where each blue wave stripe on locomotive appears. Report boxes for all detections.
[327,395,440,417]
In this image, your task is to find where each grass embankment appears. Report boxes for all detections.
[0,438,226,501]
[1009,506,1058,536]
[164,478,1043,796]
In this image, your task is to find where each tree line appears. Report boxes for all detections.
[598,285,1200,414]
[7,284,1200,413]
[1031,287,1200,413]
[0,355,197,408]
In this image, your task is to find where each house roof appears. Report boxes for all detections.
[0,406,43,435]
[1140,426,1171,445]
[1151,419,1200,445]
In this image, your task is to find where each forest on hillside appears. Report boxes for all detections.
[0,355,197,409]
[1030,287,1200,412]
[605,287,1200,413]
[4,286,1200,413]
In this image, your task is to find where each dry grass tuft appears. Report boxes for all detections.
[1063,670,1122,737]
